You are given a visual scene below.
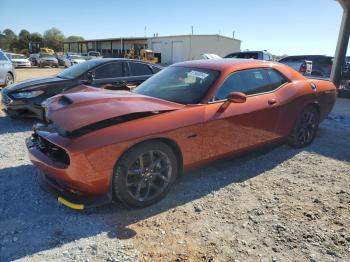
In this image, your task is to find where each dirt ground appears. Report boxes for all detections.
[14,67,63,82]
[0,68,349,262]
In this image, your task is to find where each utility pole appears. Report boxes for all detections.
[331,0,350,88]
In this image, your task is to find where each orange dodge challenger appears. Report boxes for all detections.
[26,59,336,209]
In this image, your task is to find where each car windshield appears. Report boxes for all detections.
[70,55,84,59]
[11,54,26,59]
[226,52,259,59]
[133,66,219,104]
[57,60,101,79]
[41,54,54,58]
[89,52,100,56]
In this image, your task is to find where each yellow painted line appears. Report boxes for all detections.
[58,197,84,210]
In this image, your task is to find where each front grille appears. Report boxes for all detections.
[33,134,70,166]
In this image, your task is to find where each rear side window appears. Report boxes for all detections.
[129,62,153,76]
[266,69,288,89]
[95,62,123,79]
[0,52,9,61]
[151,66,162,74]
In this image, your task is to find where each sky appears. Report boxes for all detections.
[0,0,344,56]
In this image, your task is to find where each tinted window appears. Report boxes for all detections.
[214,69,273,100]
[151,65,162,74]
[0,52,9,61]
[95,62,123,79]
[225,52,259,59]
[266,69,288,89]
[130,62,153,76]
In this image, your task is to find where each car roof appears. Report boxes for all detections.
[281,55,333,59]
[89,58,163,67]
[173,58,275,71]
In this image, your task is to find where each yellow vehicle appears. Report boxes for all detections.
[40,47,55,55]
[140,49,158,64]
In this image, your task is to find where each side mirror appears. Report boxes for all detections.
[217,92,247,113]
[86,71,95,84]
[227,92,247,103]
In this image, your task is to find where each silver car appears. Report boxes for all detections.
[0,50,16,88]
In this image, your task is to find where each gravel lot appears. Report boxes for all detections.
[0,68,349,261]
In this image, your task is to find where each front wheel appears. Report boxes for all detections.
[113,141,178,208]
[287,106,320,148]
[4,73,14,87]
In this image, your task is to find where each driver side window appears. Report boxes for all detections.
[213,68,271,101]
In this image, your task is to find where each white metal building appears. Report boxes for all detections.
[148,34,241,64]
[64,34,241,64]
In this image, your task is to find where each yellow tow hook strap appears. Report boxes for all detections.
[58,197,84,210]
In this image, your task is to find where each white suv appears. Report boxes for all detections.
[0,50,16,88]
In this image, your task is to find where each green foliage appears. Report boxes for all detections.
[0,29,17,50]
[43,27,65,52]
[66,35,85,42]
[0,27,85,53]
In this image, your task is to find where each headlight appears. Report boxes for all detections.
[12,90,44,99]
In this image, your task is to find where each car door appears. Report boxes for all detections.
[0,52,8,85]
[202,68,285,159]
[91,61,127,88]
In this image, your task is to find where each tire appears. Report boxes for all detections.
[4,73,14,87]
[287,106,320,148]
[113,141,178,208]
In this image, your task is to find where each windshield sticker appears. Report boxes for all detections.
[188,70,209,79]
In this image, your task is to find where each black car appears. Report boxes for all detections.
[279,55,333,78]
[1,58,163,119]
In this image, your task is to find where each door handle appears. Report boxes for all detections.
[268,99,277,105]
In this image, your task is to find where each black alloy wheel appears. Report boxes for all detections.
[288,106,320,148]
[113,141,178,208]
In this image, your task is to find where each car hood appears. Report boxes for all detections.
[41,57,57,61]
[5,76,67,92]
[12,59,30,63]
[45,86,185,133]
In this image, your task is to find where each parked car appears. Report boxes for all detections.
[1,58,163,119]
[225,50,273,61]
[37,53,59,68]
[0,49,16,88]
[55,54,66,66]
[25,59,336,209]
[63,54,86,68]
[29,53,39,66]
[6,53,31,68]
[279,55,333,78]
[199,53,222,60]
[278,58,313,75]
[81,51,103,60]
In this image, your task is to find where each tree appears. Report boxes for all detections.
[18,29,31,50]
[30,32,43,44]
[43,27,65,52]
[0,29,17,51]
[65,35,85,42]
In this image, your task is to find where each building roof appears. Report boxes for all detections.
[64,34,240,43]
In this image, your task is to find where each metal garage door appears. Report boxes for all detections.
[152,42,162,53]
[172,41,184,63]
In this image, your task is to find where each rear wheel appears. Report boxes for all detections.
[287,106,320,148]
[113,141,178,208]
